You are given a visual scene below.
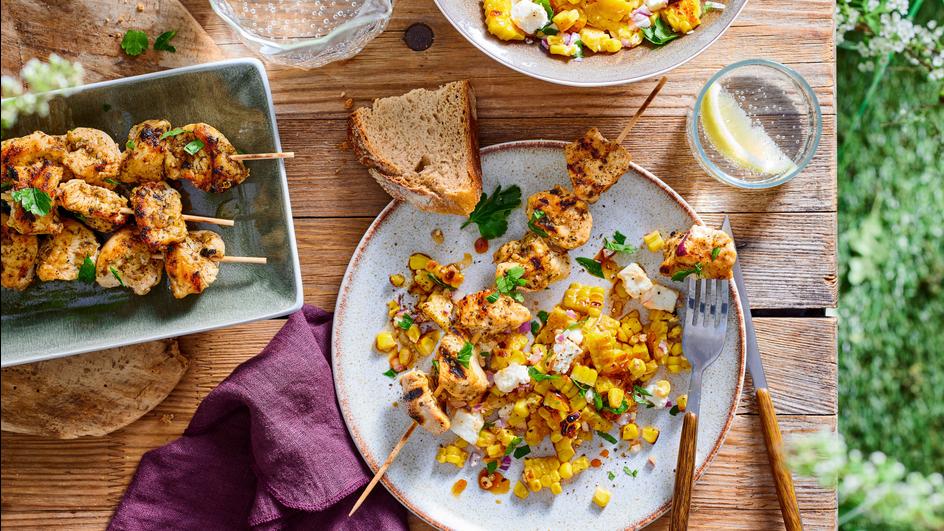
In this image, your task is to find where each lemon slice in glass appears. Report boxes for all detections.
[700,82,797,176]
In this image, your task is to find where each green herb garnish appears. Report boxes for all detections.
[104,177,121,187]
[462,184,522,240]
[486,291,501,303]
[184,139,205,155]
[504,436,523,455]
[607,471,616,481]
[573,38,585,59]
[623,466,638,477]
[593,391,604,410]
[77,256,96,283]
[596,430,618,444]
[531,321,541,335]
[539,22,559,36]
[110,266,125,287]
[159,127,186,140]
[126,140,136,150]
[496,264,527,303]
[486,460,498,473]
[632,385,655,408]
[576,257,605,278]
[120,30,149,56]
[383,368,398,378]
[395,313,414,330]
[10,188,52,216]
[153,30,178,52]
[604,230,637,254]
[642,17,680,46]
[457,342,474,368]
[527,209,549,238]
[426,272,453,290]
[669,404,681,416]
[431,359,439,372]
[533,0,554,18]
[537,310,549,325]
[528,366,560,382]
[671,262,703,282]
[513,444,531,459]
[711,246,722,260]
[601,398,630,415]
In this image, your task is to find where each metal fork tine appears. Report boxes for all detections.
[687,277,698,326]
[698,279,708,326]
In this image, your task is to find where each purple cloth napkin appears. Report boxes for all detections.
[109,305,408,531]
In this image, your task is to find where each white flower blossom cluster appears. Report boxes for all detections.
[1,54,84,129]
[788,430,944,530]
[835,0,944,80]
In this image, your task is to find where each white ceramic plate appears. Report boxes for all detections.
[431,0,748,87]
[334,140,745,530]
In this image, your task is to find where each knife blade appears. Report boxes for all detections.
[722,215,803,531]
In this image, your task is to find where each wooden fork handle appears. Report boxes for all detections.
[757,388,804,531]
[670,411,698,531]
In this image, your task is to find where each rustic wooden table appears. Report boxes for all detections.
[1,0,837,528]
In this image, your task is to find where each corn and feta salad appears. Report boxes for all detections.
[483,0,723,60]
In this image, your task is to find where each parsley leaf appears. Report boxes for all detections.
[395,313,414,330]
[110,266,125,287]
[573,38,585,59]
[126,140,136,150]
[531,321,541,335]
[383,368,398,378]
[153,30,178,52]
[539,22,558,35]
[533,0,554,18]
[184,139,205,155]
[431,359,439,372]
[527,210,549,238]
[601,398,630,415]
[528,366,560,382]
[457,342,474,368]
[496,264,527,303]
[632,385,655,408]
[159,127,186,140]
[671,262,703,282]
[486,291,500,303]
[462,184,522,240]
[623,466,638,477]
[642,17,680,46]
[10,188,52,216]
[120,30,149,56]
[576,257,605,278]
[426,272,453,290]
[78,256,96,283]
[607,471,616,480]
[104,178,121,187]
[537,310,549,325]
[486,460,498,473]
[596,430,618,444]
[513,444,531,459]
[604,230,637,254]
[593,392,604,410]
[669,404,681,416]
[711,246,722,260]
[504,436,523,455]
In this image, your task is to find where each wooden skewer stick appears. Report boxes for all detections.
[230,152,295,161]
[220,255,267,264]
[349,387,444,517]
[615,76,668,144]
[116,207,235,227]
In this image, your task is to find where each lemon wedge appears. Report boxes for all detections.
[700,82,797,176]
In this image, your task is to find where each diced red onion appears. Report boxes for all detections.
[676,232,690,256]
[565,309,578,319]
[632,13,652,28]
[500,456,512,470]
[541,38,549,50]
[518,321,531,334]
[563,32,574,46]
[635,6,653,16]
[486,372,495,385]
[621,39,632,47]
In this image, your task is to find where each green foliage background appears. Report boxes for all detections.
[837,2,944,481]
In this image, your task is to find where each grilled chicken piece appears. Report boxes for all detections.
[165,230,225,299]
[96,227,164,295]
[36,219,100,281]
[565,127,631,204]
[62,128,121,188]
[400,370,450,435]
[119,120,172,183]
[2,132,65,187]
[4,159,64,235]
[493,232,571,291]
[164,123,249,193]
[526,186,592,250]
[1,212,38,291]
[57,179,129,233]
[660,224,737,279]
[435,334,488,402]
[131,181,188,251]
[455,289,531,340]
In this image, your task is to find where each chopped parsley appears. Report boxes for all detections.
[513,444,531,459]
[669,404,681,416]
[573,38,585,59]
[533,0,554,18]
[576,257,605,279]
[596,430,618,444]
[126,140,136,150]
[495,264,526,303]
[537,310,549,325]
[395,313,414,330]
[462,184,522,240]
[486,460,498,473]
[601,398,630,415]
[120,30,149,56]
[527,210,549,238]
[711,246,722,260]
[504,436,523,456]
[10,188,52,216]
[531,320,541,335]
[607,471,616,481]
[426,272,453,290]
[623,466,638,477]
[486,291,501,303]
[382,368,398,378]
[632,385,655,408]
[457,342,474,368]
[642,17,680,46]
[184,139,205,155]
[604,230,637,254]
[77,257,96,283]
[109,266,125,287]
[593,392,604,410]
[539,22,558,36]
[104,177,121,187]
[153,30,178,52]
[528,366,559,382]
[671,262,703,282]
[431,359,439,372]
[159,127,186,140]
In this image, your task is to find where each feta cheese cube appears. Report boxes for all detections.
[641,284,679,312]
[450,409,484,445]
[617,262,654,299]
[510,0,550,35]
[493,363,531,393]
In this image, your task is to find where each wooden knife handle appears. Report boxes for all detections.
[670,411,698,531]
[757,388,803,531]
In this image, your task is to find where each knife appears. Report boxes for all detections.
[723,216,803,531]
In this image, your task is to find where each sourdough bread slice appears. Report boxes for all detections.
[348,80,483,215]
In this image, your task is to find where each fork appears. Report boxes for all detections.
[670,277,730,531]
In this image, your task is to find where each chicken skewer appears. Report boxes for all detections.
[349,77,669,518]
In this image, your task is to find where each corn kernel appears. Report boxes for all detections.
[559,461,574,479]
[643,230,665,252]
[389,273,405,287]
[593,486,612,508]
[629,358,647,378]
[677,394,688,411]
[408,253,430,270]
[514,481,530,499]
[552,9,580,32]
[642,426,660,444]
[571,364,598,387]
[386,300,400,317]
[550,482,563,495]
[653,379,671,398]
[375,331,397,352]
[607,388,625,409]
[621,423,640,440]
[406,324,421,343]
[417,331,439,356]
[398,348,413,366]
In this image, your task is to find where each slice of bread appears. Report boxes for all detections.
[348,80,483,216]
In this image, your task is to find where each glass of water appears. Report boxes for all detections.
[687,59,822,189]
[209,0,393,69]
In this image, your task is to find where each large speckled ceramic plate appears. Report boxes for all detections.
[333,140,745,530]
[432,0,748,87]
[0,59,303,367]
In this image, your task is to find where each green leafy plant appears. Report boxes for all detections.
[463,184,522,240]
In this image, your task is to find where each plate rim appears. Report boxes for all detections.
[429,1,751,87]
[333,139,746,530]
[0,58,304,368]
